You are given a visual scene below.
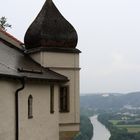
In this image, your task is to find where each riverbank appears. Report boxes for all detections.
[98,113,140,140]
[74,115,93,140]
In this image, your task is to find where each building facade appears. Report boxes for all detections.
[0,0,80,140]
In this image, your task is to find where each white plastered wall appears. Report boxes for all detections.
[19,81,59,140]
[0,79,60,140]
[0,79,19,140]
[31,52,80,132]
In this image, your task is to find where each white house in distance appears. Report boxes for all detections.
[0,0,81,140]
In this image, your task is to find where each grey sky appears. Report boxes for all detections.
[1,0,140,93]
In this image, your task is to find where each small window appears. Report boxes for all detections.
[50,85,54,114]
[59,86,69,113]
[28,95,33,119]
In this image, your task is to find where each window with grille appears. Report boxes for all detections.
[50,85,54,114]
[59,86,69,113]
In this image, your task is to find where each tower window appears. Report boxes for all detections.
[59,86,69,113]
[28,95,33,119]
[50,85,54,114]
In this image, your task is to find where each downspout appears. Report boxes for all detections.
[15,77,25,140]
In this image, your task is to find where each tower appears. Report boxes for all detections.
[24,0,81,139]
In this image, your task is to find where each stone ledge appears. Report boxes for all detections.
[59,131,79,140]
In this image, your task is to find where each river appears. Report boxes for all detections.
[90,115,111,140]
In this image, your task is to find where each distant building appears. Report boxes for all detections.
[0,0,81,140]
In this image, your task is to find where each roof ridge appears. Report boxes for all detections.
[0,28,23,45]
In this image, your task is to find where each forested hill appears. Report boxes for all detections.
[80,92,140,110]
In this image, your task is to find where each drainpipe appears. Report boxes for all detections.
[15,77,25,140]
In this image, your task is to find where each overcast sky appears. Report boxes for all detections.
[1,0,140,94]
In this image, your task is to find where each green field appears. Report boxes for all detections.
[109,120,122,125]
[116,125,140,133]
[109,119,140,133]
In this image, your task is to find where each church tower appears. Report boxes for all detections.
[24,0,81,140]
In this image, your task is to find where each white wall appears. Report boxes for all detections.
[31,52,80,133]
[0,79,60,140]
[0,79,19,140]
[19,81,59,140]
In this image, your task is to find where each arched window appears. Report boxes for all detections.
[28,95,33,119]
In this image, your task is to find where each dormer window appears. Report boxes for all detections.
[59,86,69,113]
[28,95,33,119]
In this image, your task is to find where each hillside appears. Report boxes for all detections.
[80,92,140,111]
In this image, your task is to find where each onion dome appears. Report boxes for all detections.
[24,0,78,50]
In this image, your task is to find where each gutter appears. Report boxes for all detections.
[15,77,25,140]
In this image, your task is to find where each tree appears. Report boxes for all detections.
[0,16,12,31]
